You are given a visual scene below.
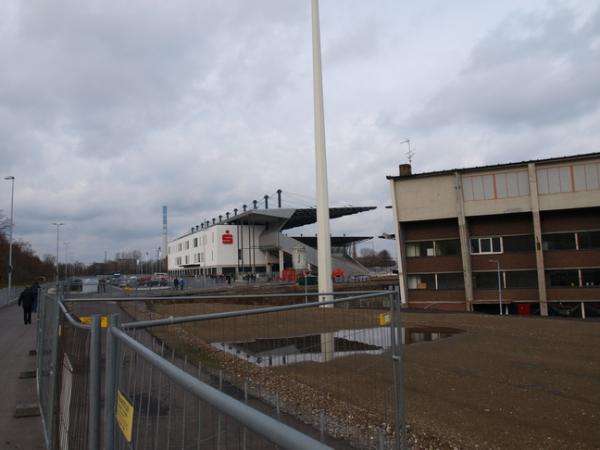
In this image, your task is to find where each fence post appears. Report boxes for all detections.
[390,289,407,450]
[104,314,121,450]
[46,293,61,450]
[88,315,101,450]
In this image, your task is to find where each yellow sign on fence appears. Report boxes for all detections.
[116,390,134,442]
[378,312,391,326]
[78,316,108,328]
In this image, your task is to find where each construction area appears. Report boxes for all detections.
[61,281,600,450]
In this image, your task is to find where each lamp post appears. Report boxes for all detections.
[489,259,503,315]
[64,242,70,281]
[52,223,64,289]
[4,176,14,300]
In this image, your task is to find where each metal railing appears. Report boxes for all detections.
[0,285,22,307]
[37,288,406,450]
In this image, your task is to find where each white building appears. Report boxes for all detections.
[167,206,375,278]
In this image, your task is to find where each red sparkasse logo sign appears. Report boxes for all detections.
[222,230,233,244]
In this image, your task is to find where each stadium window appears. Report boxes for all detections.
[406,241,434,257]
[407,274,435,289]
[473,272,500,289]
[578,231,600,249]
[582,269,600,287]
[470,237,502,254]
[505,271,538,288]
[546,270,579,287]
[542,233,576,251]
[502,235,535,252]
[437,273,464,289]
[435,239,461,256]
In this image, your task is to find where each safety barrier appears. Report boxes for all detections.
[37,289,406,449]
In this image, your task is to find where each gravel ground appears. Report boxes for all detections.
[122,295,600,450]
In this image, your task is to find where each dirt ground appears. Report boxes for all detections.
[119,293,600,450]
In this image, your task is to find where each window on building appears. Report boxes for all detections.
[185,241,190,250]
[537,166,573,194]
[193,238,198,247]
[463,171,529,201]
[542,233,576,251]
[473,272,500,289]
[407,274,435,289]
[578,231,600,249]
[470,237,502,254]
[177,243,182,251]
[435,239,461,256]
[505,271,538,288]
[582,269,600,287]
[185,255,189,264]
[573,163,600,191]
[546,270,579,287]
[503,235,535,252]
[176,257,182,265]
[437,273,464,289]
[406,241,434,257]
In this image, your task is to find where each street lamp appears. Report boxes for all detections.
[489,259,503,315]
[64,242,70,280]
[52,222,64,288]
[4,176,14,300]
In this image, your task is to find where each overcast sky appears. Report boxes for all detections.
[1,0,599,264]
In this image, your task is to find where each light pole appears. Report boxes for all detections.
[4,176,14,299]
[64,242,70,281]
[52,223,64,288]
[489,259,503,315]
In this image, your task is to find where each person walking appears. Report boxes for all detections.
[17,287,35,325]
[173,277,179,290]
[180,278,185,290]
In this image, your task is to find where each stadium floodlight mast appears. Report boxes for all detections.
[52,222,64,288]
[4,176,15,300]
[311,0,334,363]
[489,259,503,315]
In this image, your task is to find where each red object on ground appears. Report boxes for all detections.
[517,304,531,315]
[281,268,297,282]
[332,267,344,278]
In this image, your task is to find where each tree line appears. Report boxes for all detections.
[0,214,165,287]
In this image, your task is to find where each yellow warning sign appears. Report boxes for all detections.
[378,312,391,326]
[116,390,134,442]
[79,316,108,328]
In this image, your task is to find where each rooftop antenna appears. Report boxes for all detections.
[400,138,414,165]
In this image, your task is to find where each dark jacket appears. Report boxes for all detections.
[18,288,35,308]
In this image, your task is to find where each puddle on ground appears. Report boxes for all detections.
[211,326,464,367]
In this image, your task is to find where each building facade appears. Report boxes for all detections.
[167,206,375,278]
[387,153,600,316]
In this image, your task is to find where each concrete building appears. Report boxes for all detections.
[387,152,600,316]
[167,206,375,278]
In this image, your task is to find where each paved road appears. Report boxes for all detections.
[0,303,45,450]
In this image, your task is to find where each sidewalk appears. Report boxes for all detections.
[0,304,45,449]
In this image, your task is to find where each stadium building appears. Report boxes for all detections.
[387,152,600,317]
[167,196,375,279]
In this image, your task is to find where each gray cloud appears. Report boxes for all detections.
[1,0,598,263]
[416,6,600,129]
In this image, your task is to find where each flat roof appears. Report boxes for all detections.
[386,152,600,180]
[225,206,376,230]
[173,206,377,240]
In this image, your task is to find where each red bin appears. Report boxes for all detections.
[517,304,531,316]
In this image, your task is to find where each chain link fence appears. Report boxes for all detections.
[37,289,406,449]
